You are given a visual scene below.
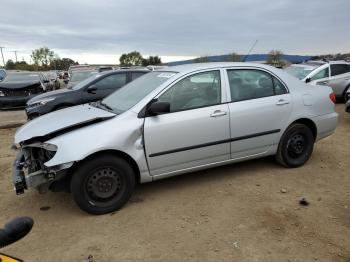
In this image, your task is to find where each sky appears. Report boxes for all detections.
[0,0,349,65]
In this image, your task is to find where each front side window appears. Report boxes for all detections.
[227,69,286,102]
[331,64,349,76]
[311,67,329,81]
[102,71,177,114]
[94,73,127,89]
[157,70,221,112]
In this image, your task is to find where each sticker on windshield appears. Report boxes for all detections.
[157,73,175,78]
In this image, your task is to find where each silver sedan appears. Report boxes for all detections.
[13,63,338,214]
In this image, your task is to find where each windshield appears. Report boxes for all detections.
[71,73,101,90]
[70,71,97,82]
[102,71,177,114]
[4,73,40,82]
[284,65,316,80]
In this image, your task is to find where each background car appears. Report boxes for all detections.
[44,71,61,90]
[0,71,50,109]
[67,69,97,89]
[25,69,149,119]
[0,69,6,81]
[14,63,338,214]
[284,60,350,101]
[98,66,113,72]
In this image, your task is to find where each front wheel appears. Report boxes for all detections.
[71,155,135,215]
[276,123,314,168]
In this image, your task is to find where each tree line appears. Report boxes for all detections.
[5,47,79,71]
[9,47,339,72]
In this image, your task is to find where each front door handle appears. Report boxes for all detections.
[276,99,290,106]
[210,110,227,117]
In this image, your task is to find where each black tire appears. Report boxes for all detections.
[71,154,135,215]
[275,123,314,168]
[343,85,350,102]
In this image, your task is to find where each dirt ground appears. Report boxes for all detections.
[0,105,349,262]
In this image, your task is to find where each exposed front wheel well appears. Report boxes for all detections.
[290,118,317,140]
[77,150,141,183]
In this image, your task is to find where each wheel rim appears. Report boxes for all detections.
[287,133,306,159]
[85,167,122,203]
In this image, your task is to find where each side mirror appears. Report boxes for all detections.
[87,85,98,94]
[147,101,170,116]
[305,77,311,83]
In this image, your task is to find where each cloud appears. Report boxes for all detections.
[1,0,349,63]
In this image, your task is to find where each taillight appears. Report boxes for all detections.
[329,92,336,103]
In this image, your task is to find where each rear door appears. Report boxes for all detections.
[225,68,292,159]
[143,70,231,176]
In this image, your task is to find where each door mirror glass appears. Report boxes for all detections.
[147,101,170,116]
[305,77,311,83]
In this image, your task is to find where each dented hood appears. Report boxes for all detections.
[15,104,116,143]
[0,81,41,90]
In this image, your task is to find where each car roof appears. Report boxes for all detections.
[100,69,150,75]
[164,62,282,75]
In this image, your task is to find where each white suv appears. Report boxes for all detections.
[285,60,350,101]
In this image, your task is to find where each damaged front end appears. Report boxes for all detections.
[12,142,73,195]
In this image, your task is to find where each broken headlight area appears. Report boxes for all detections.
[13,142,73,194]
[22,143,57,173]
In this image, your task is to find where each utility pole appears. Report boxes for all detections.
[0,47,5,67]
[13,51,18,62]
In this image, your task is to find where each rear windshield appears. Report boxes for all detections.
[284,65,316,80]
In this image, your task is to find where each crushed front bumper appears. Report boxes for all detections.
[12,150,72,194]
[12,151,26,195]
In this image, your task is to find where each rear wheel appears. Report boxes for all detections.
[71,154,135,215]
[276,123,314,168]
[343,85,350,102]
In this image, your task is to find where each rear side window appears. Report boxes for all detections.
[331,64,349,76]
[227,69,287,102]
[311,67,329,81]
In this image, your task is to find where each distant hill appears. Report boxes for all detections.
[166,54,312,66]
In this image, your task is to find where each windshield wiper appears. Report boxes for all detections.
[92,101,115,113]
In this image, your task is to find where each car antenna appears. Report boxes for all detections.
[242,40,258,62]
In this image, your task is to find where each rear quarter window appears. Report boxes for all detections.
[331,64,349,76]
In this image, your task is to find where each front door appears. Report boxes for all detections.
[143,70,231,176]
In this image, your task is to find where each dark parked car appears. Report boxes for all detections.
[26,69,149,119]
[0,71,52,109]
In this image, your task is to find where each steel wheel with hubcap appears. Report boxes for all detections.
[71,155,135,215]
[276,123,314,168]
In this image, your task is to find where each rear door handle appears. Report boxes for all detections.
[276,99,290,106]
[210,110,227,117]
